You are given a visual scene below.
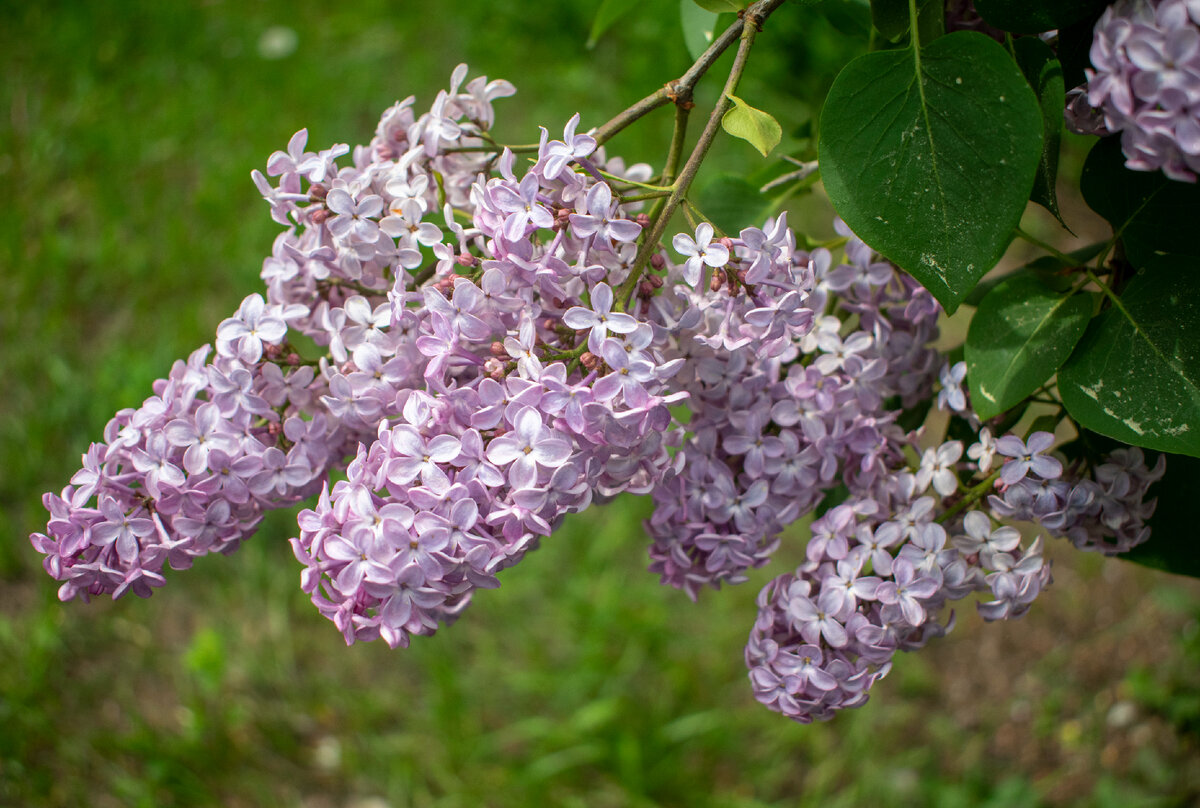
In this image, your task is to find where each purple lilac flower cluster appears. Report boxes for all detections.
[745,424,1166,723]
[1066,0,1200,181]
[645,221,942,599]
[33,64,1167,724]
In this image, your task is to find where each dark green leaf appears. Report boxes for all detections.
[966,275,1092,419]
[973,0,1110,34]
[722,94,782,157]
[589,0,642,48]
[1012,37,1065,225]
[680,0,721,62]
[691,0,743,11]
[1060,257,1200,457]
[807,0,873,38]
[870,0,910,40]
[961,243,1103,307]
[1122,452,1200,578]
[1081,138,1200,267]
[1058,9,1106,89]
[695,174,774,235]
[819,32,1043,313]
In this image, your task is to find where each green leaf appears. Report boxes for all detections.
[819,32,1043,313]
[722,94,782,157]
[870,0,910,40]
[961,243,1102,307]
[695,174,774,235]
[1123,451,1200,578]
[588,0,642,48]
[1057,8,1106,89]
[691,0,743,11]
[966,275,1093,420]
[1080,137,1200,267]
[1011,36,1065,226]
[973,0,1111,34]
[680,0,721,62]
[809,0,874,38]
[1059,257,1200,457]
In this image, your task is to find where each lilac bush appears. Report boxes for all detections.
[31,0,1191,727]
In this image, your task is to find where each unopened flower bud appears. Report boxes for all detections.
[264,343,283,359]
[308,183,329,200]
[580,351,600,371]
[484,357,506,379]
[310,206,331,225]
[719,236,734,249]
[286,353,301,366]
[267,421,283,437]
[490,341,508,358]
[650,253,666,270]
[710,270,725,293]
[647,274,664,288]
[455,253,478,268]
[636,213,651,228]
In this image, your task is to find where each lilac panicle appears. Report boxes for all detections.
[1067,0,1200,181]
[32,63,1169,730]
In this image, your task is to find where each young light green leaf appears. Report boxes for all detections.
[722,94,782,157]
[966,275,1092,420]
[680,0,721,62]
[691,0,743,11]
[1081,138,1200,267]
[1059,257,1200,457]
[589,0,643,49]
[819,32,1043,313]
[1012,37,1066,226]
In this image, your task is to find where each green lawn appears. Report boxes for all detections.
[2,2,1198,806]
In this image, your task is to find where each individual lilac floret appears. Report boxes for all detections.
[672,223,730,287]
[1066,0,1200,181]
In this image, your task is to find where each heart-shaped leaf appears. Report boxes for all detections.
[722,94,782,157]
[1060,257,1200,457]
[966,275,1093,420]
[819,32,1043,313]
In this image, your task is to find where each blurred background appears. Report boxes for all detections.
[2,1,1198,805]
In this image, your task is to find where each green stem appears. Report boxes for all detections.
[595,168,673,192]
[622,189,674,204]
[615,0,783,309]
[1084,266,1136,322]
[937,469,1003,524]
[1014,225,1075,266]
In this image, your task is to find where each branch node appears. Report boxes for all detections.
[665,80,695,110]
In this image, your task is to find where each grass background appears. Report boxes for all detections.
[2,1,1198,805]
